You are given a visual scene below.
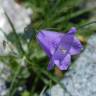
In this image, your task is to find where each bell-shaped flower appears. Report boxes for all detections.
[37,27,83,70]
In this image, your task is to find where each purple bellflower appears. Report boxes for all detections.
[37,27,83,70]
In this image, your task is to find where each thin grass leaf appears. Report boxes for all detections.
[4,11,25,55]
[8,65,21,96]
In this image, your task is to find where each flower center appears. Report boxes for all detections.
[60,47,67,54]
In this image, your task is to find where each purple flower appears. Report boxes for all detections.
[37,27,83,70]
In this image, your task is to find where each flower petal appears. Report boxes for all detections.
[52,49,70,70]
[69,37,83,55]
[58,27,77,50]
[37,30,64,57]
[68,27,77,34]
[58,54,71,70]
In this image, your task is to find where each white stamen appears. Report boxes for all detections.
[60,48,66,53]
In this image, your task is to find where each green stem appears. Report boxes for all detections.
[8,65,21,96]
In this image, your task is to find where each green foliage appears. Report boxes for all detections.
[21,91,30,96]
[0,0,96,96]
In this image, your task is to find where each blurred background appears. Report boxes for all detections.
[0,0,96,96]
